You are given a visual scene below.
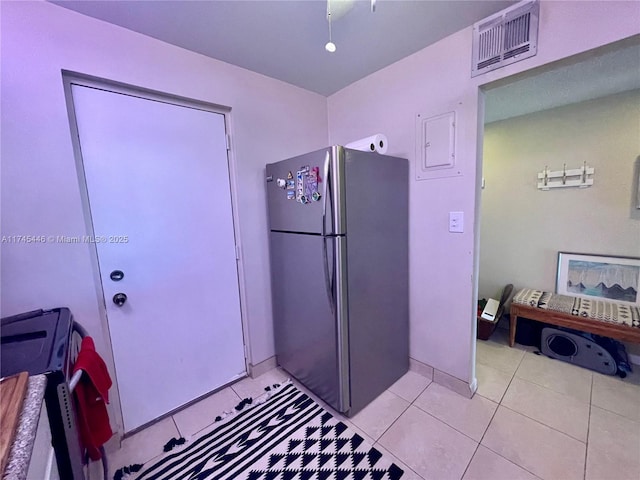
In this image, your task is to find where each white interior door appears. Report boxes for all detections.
[71,84,246,432]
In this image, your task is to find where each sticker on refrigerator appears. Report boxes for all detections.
[296,170,303,202]
[296,166,310,204]
[287,171,293,180]
[286,191,295,200]
[286,179,295,190]
[307,166,320,201]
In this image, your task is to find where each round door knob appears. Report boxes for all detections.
[113,293,127,307]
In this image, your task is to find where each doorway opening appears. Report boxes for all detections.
[474,36,640,397]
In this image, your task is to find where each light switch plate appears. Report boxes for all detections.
[449,211,464,233]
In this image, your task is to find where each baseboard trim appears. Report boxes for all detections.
[433,369,474,399]
[409,357,434,380]
[248,355,277,378]
[409,357,476,398]
[469,377,478,396]
[102,431,122,454]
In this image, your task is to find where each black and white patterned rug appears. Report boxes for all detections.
[116,383,403,480]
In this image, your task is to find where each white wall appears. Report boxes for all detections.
[1,1,327,433]
[327,1,640,385]
[480,90,640,301]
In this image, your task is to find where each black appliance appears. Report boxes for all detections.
[541,327,620,376]
[1,308,85,479]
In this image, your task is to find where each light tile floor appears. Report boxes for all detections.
[106,330,640,480]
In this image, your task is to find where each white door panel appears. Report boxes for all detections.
[71,85,246,432]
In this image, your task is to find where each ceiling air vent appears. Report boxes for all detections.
[472,0,539,77]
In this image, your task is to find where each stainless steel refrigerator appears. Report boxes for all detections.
[266,145,409,416]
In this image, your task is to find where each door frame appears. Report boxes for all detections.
[62,71,252,437]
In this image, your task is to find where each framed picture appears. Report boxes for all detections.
[556,252,640,306]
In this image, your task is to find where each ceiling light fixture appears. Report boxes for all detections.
[325,0,336,53]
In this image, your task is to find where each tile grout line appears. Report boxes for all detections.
[458,425,490,478]
[584,392,640,423]
[496,348,525,403]
[230,383,240,398]
[187,373,288,439]
[485,349,595,479]
[479,443,544,480]
[368,388,414,443]
[341,377,433,477]
[510,373,591,404]
[505,373,592,406]
[171,415,182,439]
[498,403,587,444]
[460,346,528,479]
[497,381,592,443]
[372,440,426,480]
[412,403,481,445]
[511,350,595,399]
[511,344,591,444]
[393,343,529,471]
[374,382,434,480]
[583,374,594,480]
[588,404,640,422]
[389,377,432,405]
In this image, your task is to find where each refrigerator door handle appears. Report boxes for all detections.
[321,150,335,315]
[322,236,335,316]
[334,235,350,412]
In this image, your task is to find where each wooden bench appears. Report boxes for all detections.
[509,288,640,347]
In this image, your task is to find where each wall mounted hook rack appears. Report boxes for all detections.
[537,161,594,190]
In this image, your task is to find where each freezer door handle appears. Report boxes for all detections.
[321,151,330,236]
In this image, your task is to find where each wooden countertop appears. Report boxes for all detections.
[2,375,47,480]
[0,373,29,475]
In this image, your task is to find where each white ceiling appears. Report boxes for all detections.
[49,0,640,116]
[51,0,515,96]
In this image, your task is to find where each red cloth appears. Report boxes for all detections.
[72,336,113,461]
